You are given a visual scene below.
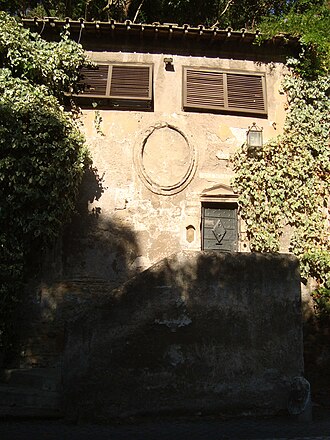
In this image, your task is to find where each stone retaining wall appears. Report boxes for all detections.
[63,251,303,421]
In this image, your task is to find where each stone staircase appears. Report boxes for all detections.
[0,278,118,419]
[0,367,62,418]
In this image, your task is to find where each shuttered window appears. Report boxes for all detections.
[183,67,267,115]
[80,64,109,96]
[78,63,153,103]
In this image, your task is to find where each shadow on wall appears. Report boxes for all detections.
[63,251,304,421]
[13,164,142,368]
[61,164,141,286]
[9,165,307,420]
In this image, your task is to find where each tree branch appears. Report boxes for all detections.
[133,0,145,23]
[40,0,52,17]
[211,0,233,28]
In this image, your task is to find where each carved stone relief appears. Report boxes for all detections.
[135,123,197,195]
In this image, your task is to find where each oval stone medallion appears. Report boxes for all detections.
[137,124,196,195]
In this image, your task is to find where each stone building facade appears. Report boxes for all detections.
[18,20,302,371]
[22,20,298,288]
[5,22,307,420]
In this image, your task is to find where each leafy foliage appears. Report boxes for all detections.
[0,0,133,21]
[0,12,90,349]
[232,73,330,296]
[1,0,325,30]
[145,0,295,29]
[0,13,91,98]
[312,286,330,321]
[259,0,330,77]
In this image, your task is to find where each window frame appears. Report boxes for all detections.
[182,66,267,116]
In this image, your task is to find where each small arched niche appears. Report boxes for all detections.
[186,225,196,243]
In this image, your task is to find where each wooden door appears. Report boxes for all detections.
[202,203,238,252]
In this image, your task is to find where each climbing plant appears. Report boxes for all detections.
[258,0,330,78]
[232,73,330,297]
[0,12,91,350]
[232,0,330,302]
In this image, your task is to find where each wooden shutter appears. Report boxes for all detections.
[109,65,152,100]
[77,64,152,101]
[227,73,266,114]
[183,67,267,115]
[79,65,109,97]
[184,69,225,110]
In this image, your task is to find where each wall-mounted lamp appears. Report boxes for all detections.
[247,122,263,149]
[164,57,174,71]
[164,57,173,66]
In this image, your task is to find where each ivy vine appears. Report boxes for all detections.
[259,1,330,78]
[0,13,91,351]
[232,74,330,300]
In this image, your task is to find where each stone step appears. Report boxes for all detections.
[1,368,62,392]
[0,405,61,418]
[60,278,116,294]
[0,384,62,418]
[0,368,62,418]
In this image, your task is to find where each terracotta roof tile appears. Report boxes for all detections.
[22,18,298,47]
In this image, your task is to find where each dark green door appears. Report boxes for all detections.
[202,202,238,252]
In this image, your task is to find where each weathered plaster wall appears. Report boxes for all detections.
[62,51,288,282]
[63,252,303,421]
[14,51,292,370]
